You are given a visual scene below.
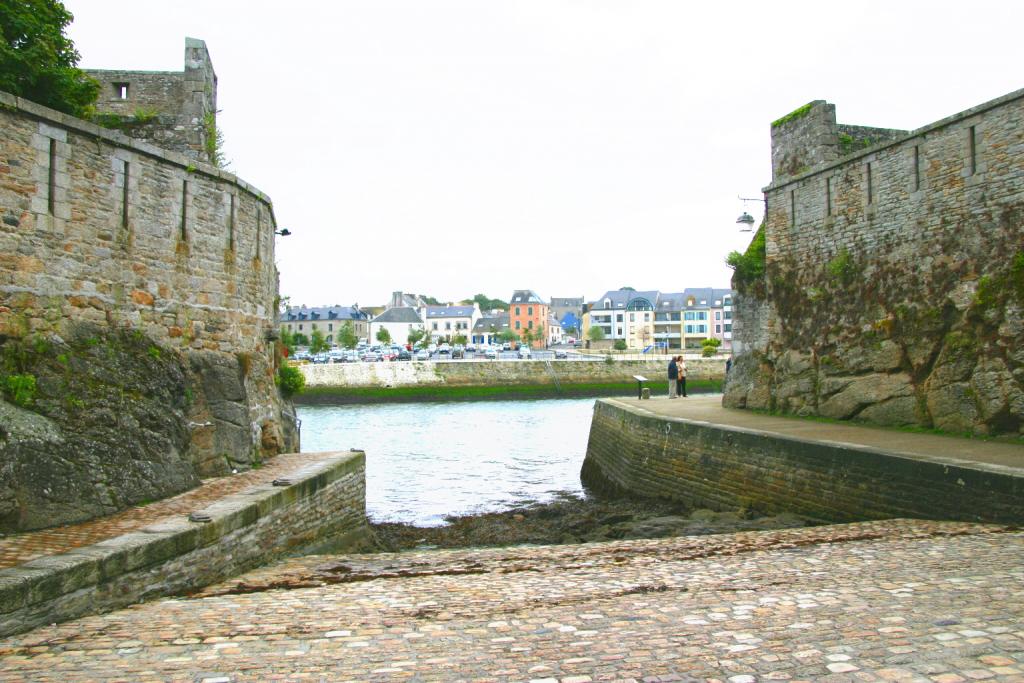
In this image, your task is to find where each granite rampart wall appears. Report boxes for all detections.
[727,88,1024,436]
[0,91,297,531]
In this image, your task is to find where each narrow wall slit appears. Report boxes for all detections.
[228,194,235,251]
[121,161,130,229]
[968,126,977,175]
[180,180,188,241]
[47,139,56,215]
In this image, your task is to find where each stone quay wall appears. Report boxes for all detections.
[0,450,369,638]
[0,90,298,531]
[727,88,1024,436]
[582,399,1023,524]
[301,358,726,389]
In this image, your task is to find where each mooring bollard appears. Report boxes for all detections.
[641,387,651,400]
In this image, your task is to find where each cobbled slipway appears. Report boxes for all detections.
[1,519,1022,682]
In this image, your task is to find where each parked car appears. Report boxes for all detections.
[465,344,476,352]
[361,350,381,362]
[415,349,431,361]
[554,349,568,359]
[484,347,498,359]
[395,349,412,361]
[451,348,464,359]
[518,347,532,359]
[501,342,511,351]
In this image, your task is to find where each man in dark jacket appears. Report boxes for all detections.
[667,356,678,398]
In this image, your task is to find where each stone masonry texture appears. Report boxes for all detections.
[728,88,1024,437]
[0,89,298,532]
[0,450,370,638]
[582,398,1023,524]
[301,358,725,389]
[0,519,1020,681]
[84,38,218,164]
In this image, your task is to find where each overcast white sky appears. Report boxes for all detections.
[64,1,1022,307]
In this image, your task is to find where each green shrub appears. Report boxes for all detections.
[613,340,627,351]
[276,363,305,397]
[4,373,37,407]
[726,223,766,292]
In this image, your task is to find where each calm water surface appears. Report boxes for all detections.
[298,398,595,526]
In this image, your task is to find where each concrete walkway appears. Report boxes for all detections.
[615,395,1024,474]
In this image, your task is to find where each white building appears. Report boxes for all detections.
[547,314,564,345]
[369,307,424,345]
[423,304,481,342]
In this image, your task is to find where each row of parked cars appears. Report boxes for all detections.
[294,341,548,363]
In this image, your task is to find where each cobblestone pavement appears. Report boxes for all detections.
[619,396,1024,471]
[1,519,1022,682]
[0,452,330,569]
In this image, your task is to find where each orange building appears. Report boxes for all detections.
[508,290,549,349]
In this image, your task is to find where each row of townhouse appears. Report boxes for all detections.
[583,288,733,351]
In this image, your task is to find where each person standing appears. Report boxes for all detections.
[678,355,688,397]
[667,355,678,398]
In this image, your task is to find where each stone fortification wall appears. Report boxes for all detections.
[0,91,297,532]
[0,451,369,638]
[301,358,726,389]
[84,38,217,163]
[727,89,1024,436]
[582,399,1022,524]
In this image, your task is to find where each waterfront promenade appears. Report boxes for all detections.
[613,395,1024,473]
[0,519,1021,681]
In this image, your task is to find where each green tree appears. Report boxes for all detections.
[521,327,535,346]
[292,332,309,347]
[701,337,722,357]
[613,339,627,351]
[498,330,519,344]
[452,334,467,346]
[0,0,100,117]
[376,327,392,345]
[309,328,329,354]
[279,327,296,355]
[587,326,606,342]
[407,328,425,347]
[337,322,358,349]
[470,293,508,311]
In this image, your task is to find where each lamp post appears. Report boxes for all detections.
[275,228,292,236]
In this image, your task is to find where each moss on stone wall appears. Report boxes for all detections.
[771,102,814,128]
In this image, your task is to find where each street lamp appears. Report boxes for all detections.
[735,195,766,232]
[275,228,292,236]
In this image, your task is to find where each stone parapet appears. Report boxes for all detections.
[582,399,1023,524]
[0,450,369,638]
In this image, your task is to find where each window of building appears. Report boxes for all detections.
[724,323,732,332]
[298,324,303,330]
[644,313,650,321]
[432,322,438,330]
[724,311,732,320]
[616,328,623,336]
[312,323,317,330]
[616,314,623,322]
[515,321,521,330]
[715,325,721,333]
[629,313,635,322]
[515,307,521,316]
[715,311,721,320]
[528,306,533,316]
[445,322,451,330]
[528,321,533,329]
[328,323,333,331]
[114,82,129,99]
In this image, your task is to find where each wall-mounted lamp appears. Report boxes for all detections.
[735,196,766,232]
[275,228,292,237]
